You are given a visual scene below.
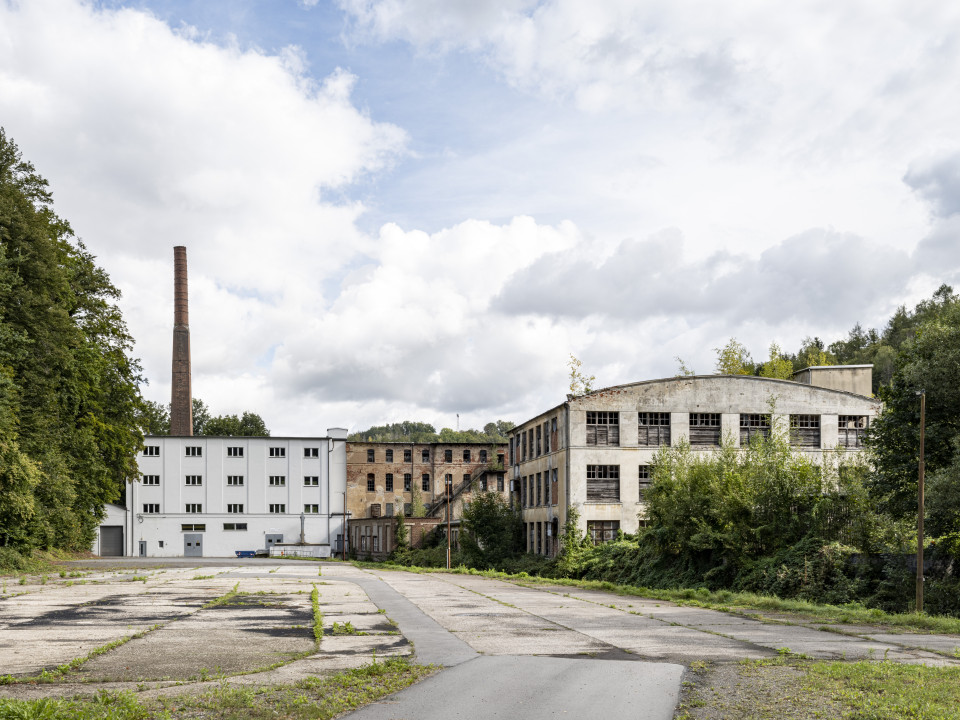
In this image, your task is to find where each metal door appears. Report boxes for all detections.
[184,534,203,557]
[265,534,283,553]
[138,541,147,557]
[99,526,123,556]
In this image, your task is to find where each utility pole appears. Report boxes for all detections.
[446,475,452,570]
[917,390,926,614]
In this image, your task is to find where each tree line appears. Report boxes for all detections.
[347,420,515,444]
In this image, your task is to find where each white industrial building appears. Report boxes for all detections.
[104,430,348,557]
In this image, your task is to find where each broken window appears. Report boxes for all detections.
[586,411,620,446]
[422,474,430,492]
[385,449,394,462]
[479,449,487,463]
[790,415,821,448]
[367,449,375,462]
[385,473,394,491]
[638,465,651,501]
[586,464,620,502]
[404,473,412,491]
[689,413,721,446]
[366,474,375,491]
[464,449,471,462]
[544,421,550,453]
[422,449,430,462]
[536,425,542,456]
[444,449,453,462]
[740,414,770,444]
[587,520,619,545]
[403,449,412,463]
[638,412,670,446]
[838,416,868,448]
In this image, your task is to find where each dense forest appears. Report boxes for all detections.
[0,129,144,558]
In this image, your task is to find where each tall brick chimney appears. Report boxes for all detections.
[170,246,193,436]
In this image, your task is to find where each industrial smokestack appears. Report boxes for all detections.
[170,246,193,436]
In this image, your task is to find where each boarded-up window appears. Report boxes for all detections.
[740,414,770,444]
[587,520,619,545]
[838,416,868,448]
[790,415,821,448]
[638,465,651,501]
[586,465,620,502]
[586,411,620,446]
[638,412,670,446]
[370,504,382,518]
[689,413,721,446]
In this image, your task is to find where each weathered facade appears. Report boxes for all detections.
[349,516,443,560]
[345,441,509,523]
[510,372,881,557]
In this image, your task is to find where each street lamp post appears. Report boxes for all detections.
[446,476,452,570]
[917,390,926,614]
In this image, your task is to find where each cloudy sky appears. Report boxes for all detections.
[2,0,959,435]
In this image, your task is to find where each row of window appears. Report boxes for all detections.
[520,469,558,507]
[581,413,868,449]
[141,475,321,487]
[516,417,559,463]
[144,503,320,514]
[365,448,497,464]
[143,446,322,458]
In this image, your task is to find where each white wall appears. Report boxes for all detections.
[124,431,347,557]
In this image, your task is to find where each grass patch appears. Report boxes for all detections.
[192,574,215,580]
[0,690,157,719]
[0,658,433,719]
[803,660,960,719]
[331,621,365,636]
[311,585,324,642]
[362,561,960,635]
[204,583,241,608]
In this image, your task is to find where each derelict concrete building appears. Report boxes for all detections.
[510,370,880,556]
